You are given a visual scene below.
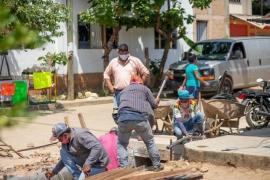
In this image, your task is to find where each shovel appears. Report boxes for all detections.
[156,70,174,99]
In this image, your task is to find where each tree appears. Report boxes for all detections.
[0,0,69,49]
[0,6,41,51]
[81,0,128,69]
[0,5,40,128]
[0,0,69,127]
[150,0,212,86]
[81,0,212,87]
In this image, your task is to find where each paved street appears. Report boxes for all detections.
[1,103,116,150]
[1,99,251,151]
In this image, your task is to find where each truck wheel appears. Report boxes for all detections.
[220,77,233,94]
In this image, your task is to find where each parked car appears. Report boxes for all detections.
[166,37,270,95]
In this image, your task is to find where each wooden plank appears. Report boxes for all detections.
[120,168,193,180]
[86,168,141,180]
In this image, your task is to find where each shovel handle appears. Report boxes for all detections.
[156,70,173,99]
[156,76,168,99]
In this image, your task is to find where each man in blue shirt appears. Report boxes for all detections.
[45,123,108,180]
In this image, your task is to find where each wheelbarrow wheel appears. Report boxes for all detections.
[205,118,221,138]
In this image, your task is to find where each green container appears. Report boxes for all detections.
[12,80,28,105]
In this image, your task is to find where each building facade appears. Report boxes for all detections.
[193,0,230,42]
[193,0,259,42]
[3,0,193,94]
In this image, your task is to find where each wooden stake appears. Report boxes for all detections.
[78,113,87,128]
[64,116,70,126]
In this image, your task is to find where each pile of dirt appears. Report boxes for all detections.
[0,146,59,178]
[1,146,270,180]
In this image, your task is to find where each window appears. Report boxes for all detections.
[229,0,241,4]
[78,15,117,49]
[190,41,232,61]
[230,42,246,60]
[196,21,207,42]
[154,30,177,49]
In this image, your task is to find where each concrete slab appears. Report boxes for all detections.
[184,127,270,170]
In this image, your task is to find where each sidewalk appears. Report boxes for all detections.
[184,127,270,169]
[57,96,114,108]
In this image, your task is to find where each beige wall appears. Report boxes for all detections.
[229,0,252,15]
[194,0,229,41]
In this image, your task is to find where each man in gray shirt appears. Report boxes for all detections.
[45,123,109,180]
[117,75,164,171]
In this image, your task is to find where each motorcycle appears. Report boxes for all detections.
[237,78,270,128]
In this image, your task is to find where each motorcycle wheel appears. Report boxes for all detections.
[245,103,269,128]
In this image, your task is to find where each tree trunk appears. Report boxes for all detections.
[103,27,120,70]
[154,34,171,87]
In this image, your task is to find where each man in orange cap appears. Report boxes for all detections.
[117,75,164,171]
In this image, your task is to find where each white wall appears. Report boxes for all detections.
[5,0,193,76]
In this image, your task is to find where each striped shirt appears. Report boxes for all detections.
[118,83,158,116]
[103,55,149,90]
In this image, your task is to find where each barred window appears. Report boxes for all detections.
[78,15,117,49]
[229,0,241,4]
[154,30,177,49]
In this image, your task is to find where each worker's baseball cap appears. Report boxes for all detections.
[178,90,193,100]
[50,123,69,141]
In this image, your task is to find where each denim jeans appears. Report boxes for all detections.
[114,90,122,108]
[117,120,161,168]
[186,86,200,99]
[174,112,204,138]
[60,149,106,180]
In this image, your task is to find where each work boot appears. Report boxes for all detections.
[153,164,164,172]
[192,124,204,136]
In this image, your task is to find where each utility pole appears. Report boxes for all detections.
[66,0,74,100]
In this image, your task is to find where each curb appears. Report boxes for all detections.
[28,97,113,110]
[184,146,270,170]
[57,97,113,108]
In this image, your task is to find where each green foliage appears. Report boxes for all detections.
[81,0,211,86]
[0,0,69,49]
[80,0,120,27]
[0,5,42,128]
[0,6,42,51]
[38,52,68,68]
[0,103,35,128]
[189,0,212,9]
